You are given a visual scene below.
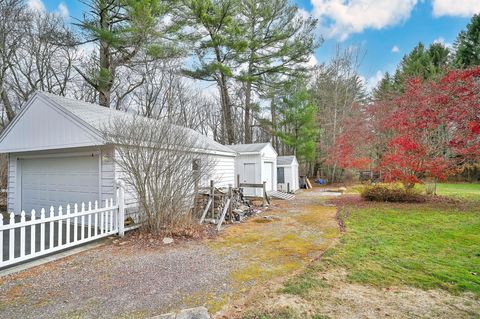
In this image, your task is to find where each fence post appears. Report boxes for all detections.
[287,182,290,193]
[228,185,233,221]
[237,174,240,188]
[263,181,267,208]
[210,180,215,219]
[117,180,125,237]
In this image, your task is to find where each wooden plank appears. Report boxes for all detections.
[216,198,231,231]
[239,183,264,188]
[306,178,312,189]
[199,198,212,224]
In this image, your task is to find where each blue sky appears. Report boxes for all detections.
[34,0,479,90]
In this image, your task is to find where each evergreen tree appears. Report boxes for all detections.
[277,83,317,162]
[235,0,318,143]
[182,0,246,144]
[76,0,180,107]
[454,14,480,68]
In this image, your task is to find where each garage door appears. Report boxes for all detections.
[20,155,100,213]
[263,162,273,191]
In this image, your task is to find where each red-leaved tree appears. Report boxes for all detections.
[328,67,480,187]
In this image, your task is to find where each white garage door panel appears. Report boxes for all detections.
[21,156,100,213]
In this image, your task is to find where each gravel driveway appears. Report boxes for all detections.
[0,241,236,319]
[0,188,338,319]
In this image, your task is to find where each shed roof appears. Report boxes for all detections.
[228,143,271,153]
[0,92,235,155]
[277,156,297,166]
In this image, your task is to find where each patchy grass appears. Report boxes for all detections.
[209,200,339,314]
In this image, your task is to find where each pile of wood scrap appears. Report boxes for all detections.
[196,186,263,229]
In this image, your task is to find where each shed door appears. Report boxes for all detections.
[243,163,256,183]
[20,155,100,213]
[263,162,273,191]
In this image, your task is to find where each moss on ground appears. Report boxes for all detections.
[206,198,339,314]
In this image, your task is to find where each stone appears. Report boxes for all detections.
[176,307,210,319]
[162,237,174,245]
[150,313,176,319]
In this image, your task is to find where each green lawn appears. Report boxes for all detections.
[434,183,480,200]
[323,201,480,295]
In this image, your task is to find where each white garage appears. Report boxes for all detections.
[229,143,278,197]
[277,156,299,193]
[0,92,236,215]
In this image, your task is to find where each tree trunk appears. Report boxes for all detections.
[244,80,252,143]
[98,7,113,108]
[270,94,277,149]
[213,45,234,144]
[1,89,15,121]
[218,73,235,144]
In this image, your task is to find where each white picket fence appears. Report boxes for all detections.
[0,182,126,269]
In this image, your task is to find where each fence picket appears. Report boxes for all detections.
[94,201,98,236]
[40,209,45,252]
[109,199,114,232]
[88,202,92,238]
[66,205,71,245]
[30,210,36,255]
[9,213,14,261]
[58,206,63,247]
[81,203,85,240]
[73,204,78,243]
[49,207,54,249]
[20,211,26,258]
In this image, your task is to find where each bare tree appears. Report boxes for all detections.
[0,0,28,123]
[103,115,216,234]
[0,2,77,127]
[310,45,367,181]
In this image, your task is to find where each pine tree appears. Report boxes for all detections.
[76,0,179,107]
[276,83,317,162]
[454,14,480,68]
[235,0,318,143]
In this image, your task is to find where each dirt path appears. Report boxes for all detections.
[0,189,339,319]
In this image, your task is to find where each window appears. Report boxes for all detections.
[277,167,285,184]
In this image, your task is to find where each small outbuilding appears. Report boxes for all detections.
[229,143,278,197]
[276,156,300,193]
[0,92,237,215]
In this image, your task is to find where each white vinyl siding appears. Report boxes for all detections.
[0,95,100,153]
[207,155,236,188]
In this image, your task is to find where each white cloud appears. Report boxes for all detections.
[311,0,418,41]
[433,36,453,48]
[28,0,45,11]
[306,54,319,67]
[432,0,480,17]
[361,70,384,92]
[57,3,69,19]
[391,45,400,53]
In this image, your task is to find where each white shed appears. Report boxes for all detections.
[0,92,237,215]
[229,143,278,197]
[277,156,299,193]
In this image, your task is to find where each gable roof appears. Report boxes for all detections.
[0,92,236,155]
[228,143,271,153]
[277,156,297,166]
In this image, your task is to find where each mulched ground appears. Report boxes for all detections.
[0,237,237,319]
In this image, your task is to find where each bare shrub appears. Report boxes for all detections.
[361,183,426,203]
[103,115,216,234]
